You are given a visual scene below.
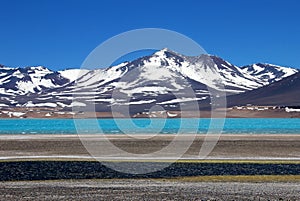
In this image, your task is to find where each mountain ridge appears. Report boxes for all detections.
[0,49,298,113]
[227,71,300,106]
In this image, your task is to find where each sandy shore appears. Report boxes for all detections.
[0,134,299,160]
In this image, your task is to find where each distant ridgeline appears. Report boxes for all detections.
[0,49,299,118]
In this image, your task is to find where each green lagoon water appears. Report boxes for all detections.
[0,118,299,135]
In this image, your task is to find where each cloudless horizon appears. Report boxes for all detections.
[0,0,300,70]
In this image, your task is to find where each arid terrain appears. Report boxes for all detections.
[0,134,299,200]
[0,134,300,159]
[0,179,299,201]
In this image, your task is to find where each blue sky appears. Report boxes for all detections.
[0,0,299,70]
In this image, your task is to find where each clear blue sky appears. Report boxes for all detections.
[0,0,300,70]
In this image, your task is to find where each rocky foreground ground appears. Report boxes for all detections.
[0,134,299,200]
[0,179,299,201]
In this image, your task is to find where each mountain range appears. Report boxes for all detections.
[0,48,299,116]
[227,71,300,106]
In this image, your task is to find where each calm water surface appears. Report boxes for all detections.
[0,118,299,135]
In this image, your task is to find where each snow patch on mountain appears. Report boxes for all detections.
[241,63,298,84]
[59,69,89,82]
[158,97,207,105]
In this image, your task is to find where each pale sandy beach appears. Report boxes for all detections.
[0,134,299,160]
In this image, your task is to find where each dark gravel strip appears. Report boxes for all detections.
[0,161,299,181]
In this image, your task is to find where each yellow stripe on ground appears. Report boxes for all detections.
[6,175,300,183]
[159,175,300,182]
[176,159,300,164]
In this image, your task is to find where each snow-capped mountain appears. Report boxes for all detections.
[241,63,298,85]
[0,65,70,95]
[0,49,298,112]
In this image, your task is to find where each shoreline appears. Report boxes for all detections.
[0,116,300,119]
[0,133,300,139]
[1,108,300,119]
